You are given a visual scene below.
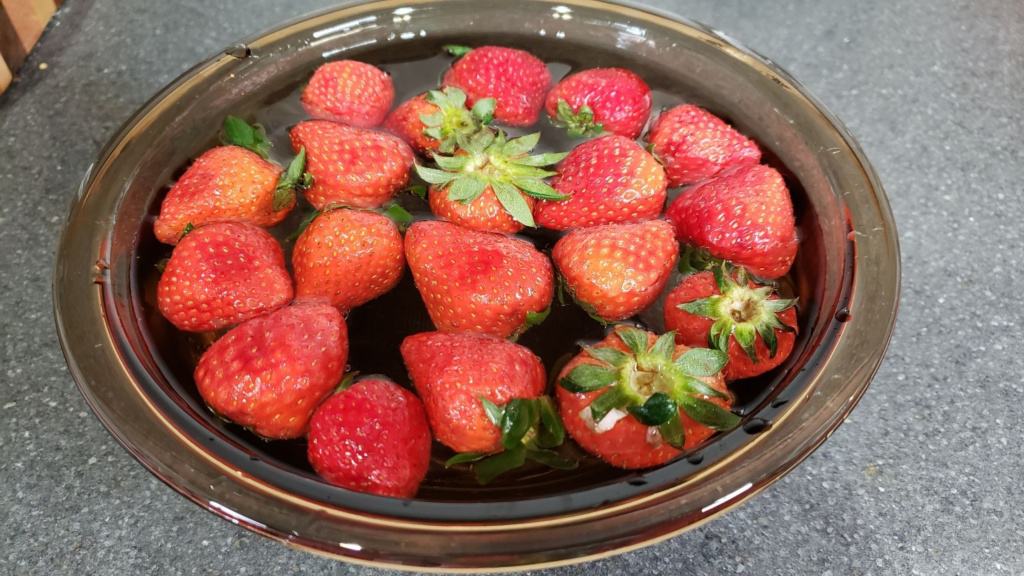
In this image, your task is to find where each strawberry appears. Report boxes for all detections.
[553,219,678,322]
[534,134,667,230]
[290,119,414,209]
[301,60,394,128]
[556,327,737,469]
[416,130,567,232]
[157,222,293,332]
[153,117,307,245]
[664,266,797,381]
[383,87,495,155]
[646,104,761,187]
[404,220,553,338]
[666,163,798,279]
[545,67,652,138]
[292,207,405,311]
[307,376,432,498]
[194,301,348,439]
[401,331,572,483]
[441,45,550,127]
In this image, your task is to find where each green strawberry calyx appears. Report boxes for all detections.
[273,147,313,211]
[443,44,473,58]
[220,115,272,158]
[552,98,604,138]
[559,326,740,449]
[445,395,577,485]
[678,264,797,362]
[420,87,495,154]
[414,129,569,227]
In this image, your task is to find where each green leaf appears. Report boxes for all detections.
[709,318,733,352]
[658,411,686,449]
[180,222,194,239]
[675,348,729,377]
[555,99,603,138]
[287,209,321,242]
[628,392,678,426]
[419,110,445,127]
[616,327,649,356]
[444,44,473,57]
[406,184,427,199]
[445,451,487,467]
[756,322,778,358]
[647,332,677,363]
[516,151,569,167]
[445,86,468,109]
[734,323,758,361]
[513,178,567,200]
[471,97,496,124]
[524,307,550,330]
[414,164,457,185]
[432,154,471,171]
[535,396,565,448]
[221,115,271,158]
[712,263,733,293]
[583,345,630,368]
[764,297,798,313]
[589,387,630,422]
[491,181,536,227]
[480,397,504,426]
[500,399,532,449]
[677,245,719,276]
[559,364,618,393]
[447,175,488,202]
[334,371,359,392]
[381,203,413,231]
[526,448,578,470]
[679,297,716,318]
[474,445,526,484]
[502,132,541,157]
[679,396,741,431]
[272,147,306,210]
[677,375,729,400]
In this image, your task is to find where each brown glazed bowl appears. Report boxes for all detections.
[54,0,900,571]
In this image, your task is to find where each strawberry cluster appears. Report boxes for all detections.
[152,44,800,499]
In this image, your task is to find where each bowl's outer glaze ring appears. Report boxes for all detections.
[54,0,900,571]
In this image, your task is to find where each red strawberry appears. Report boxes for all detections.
[405,220,553,338]
[534,135,667,230]
[157,222,292,332]
[545,67,652,138]
[292,208,405,311]
[307,377,432,498]
[384,87,495,155]
[154,116,308,245]
[646,104,761,187]
[194,301,348,439]
[556,327,737,469]
[441,45,550,127]
[416,130,566,233]
[553,219,678,322]
[664,267,797,381]
[301,60,394,128]
[666,163,797,279]
[290,120,414,209]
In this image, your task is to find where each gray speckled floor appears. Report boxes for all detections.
[1,0,1022,574]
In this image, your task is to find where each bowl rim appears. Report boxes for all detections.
[53,0,900,571]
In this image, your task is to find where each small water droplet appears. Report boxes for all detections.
[835,307,852,322]
[225,43,251,59]
[743,418,772,434]
[686,453,704,465]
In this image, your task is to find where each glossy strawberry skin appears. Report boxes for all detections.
[534,135,667,230]
[301,60,394,128]
[647,104,761,187]
[194,301,348,440]
[292,208,405,311]
[307,378,432,498]
[153,146,292,245]
[290,120,414,209]
[157,222,293,332]
[666,164,798,279]
[383,94,440,154]
[556,331,730,469]
[400,331,546,453]
[664,272,798,381]
[442,46,550,127]
[545,67,652,138]
[404,220,553,338]
[428,184,533,234]
[553,219,678,321]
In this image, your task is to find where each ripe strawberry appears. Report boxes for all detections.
[416,130,567,232]
[194,301,348,439]
[545,67,652,138]
[290,120,414,209]
[534,134,667,230]
[292,207,405,311]
[307,377,432,498]
[553,219,678,322]
[301,60,394,128]
[401,331,572,483]
[666,163,797,279]
[646,104,761,187]
[154,116,308,245]
[441,45,551,127]
[556,327,737,469]
[383,87,495,155]
[405,220,553,338]
[157,222,292,332]
[664,266,797,381]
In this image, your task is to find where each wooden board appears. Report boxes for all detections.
[0,0,58,93]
